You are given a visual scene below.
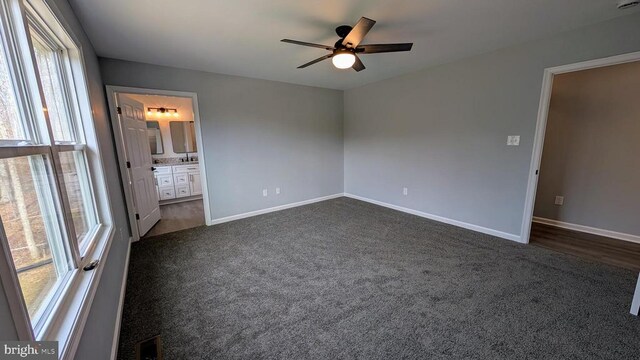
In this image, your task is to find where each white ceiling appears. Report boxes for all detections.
[69,0,638,90]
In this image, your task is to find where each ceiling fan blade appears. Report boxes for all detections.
[297,54,333,69]
[356,43,413,54]
[281,39,334,51]
[352,55,365,72]
[342,17,376,48]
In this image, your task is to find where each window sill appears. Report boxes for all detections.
[38,224,116,360]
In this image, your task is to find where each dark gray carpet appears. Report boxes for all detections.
[117,197,640,359]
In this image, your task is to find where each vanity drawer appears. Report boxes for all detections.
[153,166,172,175]
[156,174,173,187]
[158,187,175,200]
[175,185,190,198]
[173,173,189,186]
[172,164,199,173]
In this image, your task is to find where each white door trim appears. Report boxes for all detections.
[631,275,640,316]
[105,86,212,241]
[520,51,640,244]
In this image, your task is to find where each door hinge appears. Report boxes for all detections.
[116,106,122,114]
[135,213,140,220]
[126,161,131,168]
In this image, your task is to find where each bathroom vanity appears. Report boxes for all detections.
[154,163,202,203]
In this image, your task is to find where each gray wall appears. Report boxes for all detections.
[98,59,345,220]
[0,285,18,339]
[0,0,131,359]
[534,61,640,236]
[344,12,640,239]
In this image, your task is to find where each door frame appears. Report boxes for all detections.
[520,51,640,244]
[105,85,212,241]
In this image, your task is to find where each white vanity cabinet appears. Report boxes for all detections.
[173,172,191,198]
[190,171,202,196]
[153,163,202,202]
[154,166,175,201]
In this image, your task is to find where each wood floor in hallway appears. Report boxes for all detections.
[530,222,640,271]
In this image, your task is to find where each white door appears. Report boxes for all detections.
[189,172,202,196]
[117,94,161,236]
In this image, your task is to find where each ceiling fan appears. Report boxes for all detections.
[281,17,413,72]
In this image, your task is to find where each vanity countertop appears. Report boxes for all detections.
[154,162,199,167]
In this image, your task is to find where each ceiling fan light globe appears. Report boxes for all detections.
[332,53,356,69]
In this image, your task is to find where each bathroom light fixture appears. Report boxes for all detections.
[147,107,178,117]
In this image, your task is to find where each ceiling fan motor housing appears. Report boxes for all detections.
[334,38,355,50]
[333,47,355,56]
[335,25,353,38]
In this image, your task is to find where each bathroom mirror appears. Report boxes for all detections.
[146,121,164,154]
[170,121,197,153]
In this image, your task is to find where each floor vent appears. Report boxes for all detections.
[136,335,163,360]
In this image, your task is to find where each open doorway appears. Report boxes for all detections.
[106,87,210,241]
[523,57,640,271]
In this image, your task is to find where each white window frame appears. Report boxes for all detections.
[25,3,100,254]
[0,0,115,358]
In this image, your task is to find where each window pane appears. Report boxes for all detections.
[0,155,72,323]
[30,33,75,142]
[0,34,28,141]
[59,150,96,246]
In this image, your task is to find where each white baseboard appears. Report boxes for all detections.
[344,193,522,243]
[110,237,132,360]
[210,193,344,225]
[532,217,640,245]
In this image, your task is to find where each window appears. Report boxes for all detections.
[27,14,98,250]
[30,27,77,143]
[0,0,113,354]
[0,155,72,324]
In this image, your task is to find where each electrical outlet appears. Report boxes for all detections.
[403,187,408,196]
[275,187,280,195]
[554,196,564,205]
[262,189,268,197]
[507,135,520,146]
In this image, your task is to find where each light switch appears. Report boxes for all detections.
[262,189,268,197]
[507,135,520,146]
[554,196,564,205]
